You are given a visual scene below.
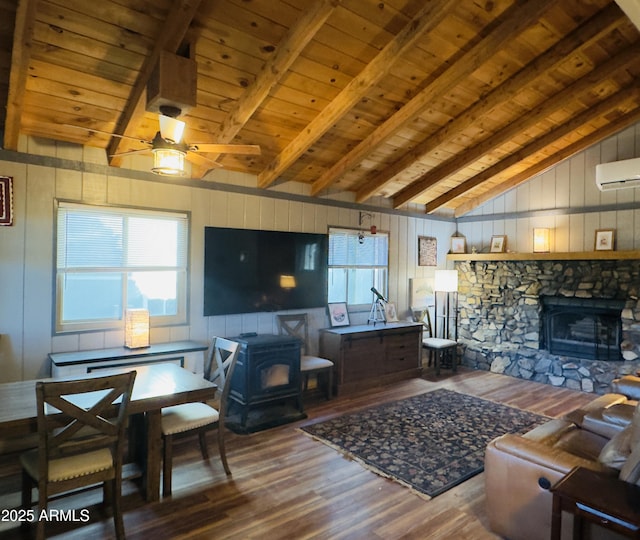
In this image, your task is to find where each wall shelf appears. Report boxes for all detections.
[446,250,640,262]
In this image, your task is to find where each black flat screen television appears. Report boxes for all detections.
[203,227,328,316]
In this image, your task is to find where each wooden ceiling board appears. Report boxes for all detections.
[204,1,293,44]
[107,0,172,20]
[225,0,308,25]
[29,40,138,87]
[3,0,639,216]
[300,38,368,82]
[339,0,411,30]
[194,19,277,63]
[36,2,156,56]
[196,38,269,81]
[327,7,397,52]
[31,20,145,73]
[287,55,353,91]
[48,0,167,35]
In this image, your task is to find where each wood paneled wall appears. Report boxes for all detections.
[3,121,639,382]
[457,123,640,253]
[0,136,453,383]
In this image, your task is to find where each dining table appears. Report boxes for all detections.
[0,362,217,502]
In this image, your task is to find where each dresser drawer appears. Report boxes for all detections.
[384,331,419,373]
[342,336,380,382]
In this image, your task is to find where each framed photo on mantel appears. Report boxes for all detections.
[450,236,466,254]
[490,235,507,253]
[594,229,615,251]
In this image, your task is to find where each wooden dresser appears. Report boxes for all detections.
[319,322,423,396]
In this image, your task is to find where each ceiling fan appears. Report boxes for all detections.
[67,106,261,177]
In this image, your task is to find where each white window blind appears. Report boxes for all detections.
[56,202,188,333]
[328,227,388,306]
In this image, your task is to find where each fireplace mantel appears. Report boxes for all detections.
[447,250,640,262]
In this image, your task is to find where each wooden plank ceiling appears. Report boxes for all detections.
[2,0,640,217]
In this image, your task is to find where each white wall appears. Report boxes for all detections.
[5,122,639,383]
[0,136,454,382]
[456,123,640,252]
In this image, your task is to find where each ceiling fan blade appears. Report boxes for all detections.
[186,151,224,168]
[109,148,152,158]
[62,124,152,145]
[189,143,261,155]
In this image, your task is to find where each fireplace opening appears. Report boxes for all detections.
[541,296,624,361]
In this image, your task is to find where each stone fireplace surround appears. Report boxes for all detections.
[455,258,640,394]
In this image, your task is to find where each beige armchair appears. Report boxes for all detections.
[485,386,640,540]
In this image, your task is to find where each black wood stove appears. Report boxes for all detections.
[225,333,306,434]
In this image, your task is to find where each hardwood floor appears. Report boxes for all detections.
[0,368,594,540]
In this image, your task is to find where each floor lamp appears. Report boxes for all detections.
[433,270,458,340]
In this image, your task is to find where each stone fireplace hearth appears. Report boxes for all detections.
[456,258,640,394]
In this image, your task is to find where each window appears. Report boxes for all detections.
[56,202,188,333]
[327,227,389,308]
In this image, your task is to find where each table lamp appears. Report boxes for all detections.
[125,309,150,349]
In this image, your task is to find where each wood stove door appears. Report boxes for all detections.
[250,344,301,402]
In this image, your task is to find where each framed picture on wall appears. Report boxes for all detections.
[328,302,350,327]
[490,235,507,253]
[450,236,466,254]
[594,229,615,251]
[418,236,437,266]
[0,176,13,226]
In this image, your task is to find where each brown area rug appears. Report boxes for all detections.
[301,388,547,498]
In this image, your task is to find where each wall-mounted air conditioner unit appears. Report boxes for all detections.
[595,157,640,191]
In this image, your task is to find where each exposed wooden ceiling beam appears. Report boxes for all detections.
[454,105,640,217]
[4,0,37,151]
[310,0,556,197]
[392,42,640,208]
[355,3,625,203]
[425,84,640,214]
[107,0,204,164]
[214,0,341,146]
[257,0,456,189]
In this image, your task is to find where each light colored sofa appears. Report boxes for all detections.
[485,376,640,540]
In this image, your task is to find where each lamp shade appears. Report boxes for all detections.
[125,309,150,349]
[152,147,186,176]
[533,228,550,252]
[434,269,458,292]
[158,114,186,144]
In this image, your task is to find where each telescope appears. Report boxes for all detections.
[370,287,387,303]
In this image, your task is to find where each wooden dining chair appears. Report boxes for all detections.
[160,336,240,496]
[277,313,334,400]
[20,371,136,540]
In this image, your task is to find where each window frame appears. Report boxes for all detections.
[54,201,190,334]
[327,227,389,311]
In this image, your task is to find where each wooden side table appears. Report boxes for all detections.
[550,466,640,539]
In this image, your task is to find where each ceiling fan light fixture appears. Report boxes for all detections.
[158,114,186,144]
[152,147,186,176]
